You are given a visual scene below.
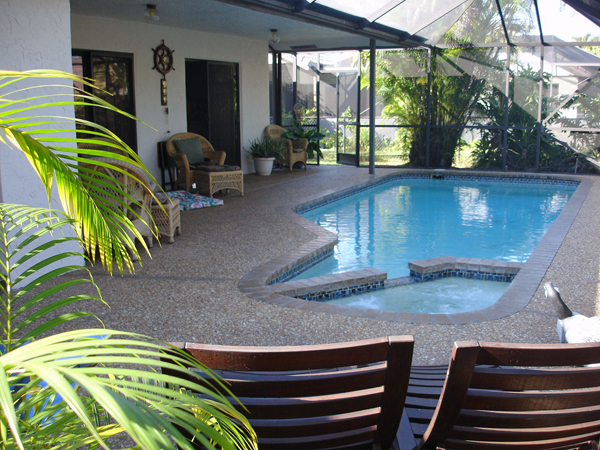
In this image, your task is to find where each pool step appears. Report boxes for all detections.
[409,256,523,282]
[268,269,387,302]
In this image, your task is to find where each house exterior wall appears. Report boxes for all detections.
[0,0,74,206]
[71,14,270,179]
[0,0,83,267]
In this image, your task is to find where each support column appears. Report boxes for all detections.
[536,45,545,171]
[369,39,376,175]
[426,48,432,168]
[503,45,511,171]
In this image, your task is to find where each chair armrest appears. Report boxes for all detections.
[206,151,226,165]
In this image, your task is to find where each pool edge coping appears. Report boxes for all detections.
[237,169,593,325]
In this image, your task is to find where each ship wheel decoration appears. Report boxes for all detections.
[152,40,175,75]
[152,40,174,105]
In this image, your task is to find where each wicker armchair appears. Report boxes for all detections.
[166,133,226,191]
[264,125,308,172]
[80,157,155,259]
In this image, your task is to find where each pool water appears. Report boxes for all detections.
[326,278,510,314]
[298,178,575,280]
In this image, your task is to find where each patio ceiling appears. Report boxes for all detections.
[71,0,600,51]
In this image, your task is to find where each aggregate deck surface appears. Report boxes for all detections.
[57,165,600,365]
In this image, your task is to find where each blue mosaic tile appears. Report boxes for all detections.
[297,280,385,302]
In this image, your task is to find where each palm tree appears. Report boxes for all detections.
[0,69,257,450]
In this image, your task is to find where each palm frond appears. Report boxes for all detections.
[0,330,257,450]
[0,69,160,274]
[0,204,104,349]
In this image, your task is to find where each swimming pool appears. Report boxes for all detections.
[238,170,589,324]
[296,178,576,281]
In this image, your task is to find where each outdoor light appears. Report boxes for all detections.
[144,4,159,24]
[269,29,280,44]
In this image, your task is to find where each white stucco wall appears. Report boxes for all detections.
[0,0,74,206]
[0,0,83,269]
[71,14,270,180]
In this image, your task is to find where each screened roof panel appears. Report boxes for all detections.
[416,0,474,46]
[498,0,541,43]
[377,0,471,35]
[437,0,507,46]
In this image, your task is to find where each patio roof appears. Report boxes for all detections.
[70,0,600,51]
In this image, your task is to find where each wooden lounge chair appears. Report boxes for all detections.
[264,124,308,172]
[400,341,600,450]
[162,336,414,450]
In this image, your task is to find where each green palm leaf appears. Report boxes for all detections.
[0,69,159,275]
[0,204,104,349]
[0,330,257,450]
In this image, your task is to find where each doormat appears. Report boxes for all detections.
[165,191,224,211]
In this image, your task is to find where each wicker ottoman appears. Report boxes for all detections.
[151,198,181,244]
[194,169,244,197]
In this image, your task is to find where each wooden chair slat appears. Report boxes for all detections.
[249,408,379,438]
[475,341,600,367]
[404,395,440,409]
[184,338,393,371]
[231,387,383,419]
[457,404,600,428]
[212,366,387,397]
[258,427,375,450]
[463,387,600,411]
[407,385,444,397]
[471,366,600,390]
[449,418,600,441]
[443,431,600,450]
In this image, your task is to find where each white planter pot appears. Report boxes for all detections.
[253,157,275,176]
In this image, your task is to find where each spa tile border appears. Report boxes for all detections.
[238,169,592,325]
[408,257,523,283]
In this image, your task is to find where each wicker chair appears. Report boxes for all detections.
[79,157,155,259]
[264,125,308,172]
[165,132,226,191]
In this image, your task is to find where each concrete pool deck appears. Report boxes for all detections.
[59,165,600,365]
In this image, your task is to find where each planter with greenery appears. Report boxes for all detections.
[245,138,285,175]
[0,69,256,450]
[282,120,326,160]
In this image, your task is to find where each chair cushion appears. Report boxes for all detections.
[194,164,241,172]
[174,137,204,165]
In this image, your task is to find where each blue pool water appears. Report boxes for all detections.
[327,277,510,314]
[297,178,576,281]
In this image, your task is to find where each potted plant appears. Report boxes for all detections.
[283,119,326,160]
[245,138,285,176]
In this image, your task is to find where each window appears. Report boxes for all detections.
[72,50,137,152]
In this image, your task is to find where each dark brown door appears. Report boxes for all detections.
[185,60,240,166]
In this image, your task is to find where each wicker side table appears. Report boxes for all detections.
[151,198,181,244]
[194,169,244,197]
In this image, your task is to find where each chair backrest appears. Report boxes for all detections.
[264,124,288,142]
[164,336,414,450]
[79,157,152,218]
[416,340,600,450]
[165,132,221,162]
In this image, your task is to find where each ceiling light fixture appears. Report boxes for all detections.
[144,4,159,24]
[269,29,281,44]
